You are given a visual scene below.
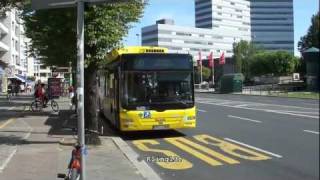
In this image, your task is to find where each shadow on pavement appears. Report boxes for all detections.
[0,135,59,146]
[99,114,186,141]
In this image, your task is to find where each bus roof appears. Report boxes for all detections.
[107,46,168,62]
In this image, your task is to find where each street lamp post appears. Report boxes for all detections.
[76,1,85,180]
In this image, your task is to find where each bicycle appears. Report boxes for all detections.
[30,96,59,112]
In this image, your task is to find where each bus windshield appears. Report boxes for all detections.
[122,71,194,110]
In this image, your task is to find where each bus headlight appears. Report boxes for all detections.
[123,119,134,125]
[184,116,195,121]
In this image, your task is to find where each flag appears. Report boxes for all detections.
[197,51,202,67]
[219,51,225,65]
[208,51,213,68]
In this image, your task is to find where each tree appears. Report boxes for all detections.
[23,1,145,141]
[250,51,298,76]
[298,12,319,52]
[0,0,29,12]
[232,40,261,81]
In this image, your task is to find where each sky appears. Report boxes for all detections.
[123,0,319,57]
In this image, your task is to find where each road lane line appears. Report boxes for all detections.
[278,110,318,115]
[228,115,262,123]
[224,138,282,158]
[0,148,17,172]
[197,109,207,112]
[8,107,15,110]
[303,130,319,135]
[197,101,319,119]
[0,118,15,129]
[197,98,317,110]
[265,110,319,119]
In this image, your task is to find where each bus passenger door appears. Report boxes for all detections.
[114,70,120,129]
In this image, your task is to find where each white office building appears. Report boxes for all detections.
[195,0,251,38]
[250,0,294,53]
[33,58,51,83]
[141,0,294,59]
[142,19,249,59]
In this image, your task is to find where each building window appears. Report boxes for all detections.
[176,32,192,36]
[217,6,222,9]
[40,73,46,77]
[237,15,243,19]
[230,2,235,5]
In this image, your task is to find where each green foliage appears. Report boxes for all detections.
[201,66,211,80]
[232,40,261,80]
[23,1,145,67]
[250,51,298,76]
[298,12,319,52]
[195,66,211,82]
[0,0,29,11]
[23,8,77,67]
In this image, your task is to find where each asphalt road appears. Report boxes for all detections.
[124,93,319,180]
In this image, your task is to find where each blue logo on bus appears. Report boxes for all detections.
[143,111,151,118]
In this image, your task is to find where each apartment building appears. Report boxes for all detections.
[0,9,31,92]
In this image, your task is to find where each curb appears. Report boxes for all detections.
[112,137,162,180]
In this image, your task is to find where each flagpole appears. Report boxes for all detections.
[212,60,214,86]
[200,60,203,83]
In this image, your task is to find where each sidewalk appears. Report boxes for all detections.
[0,96,145,180]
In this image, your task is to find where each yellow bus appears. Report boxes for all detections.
[98,46,196,131]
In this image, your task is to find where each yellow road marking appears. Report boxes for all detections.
[165,137,239,166]
[194,134,271,161]
[133,140,193,170]
[0,118,15,129]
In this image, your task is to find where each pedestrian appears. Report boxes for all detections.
[14,82,20,96]
[26,84,32,94]
[7,81,13,96]
[68,85,75,109]
[20,83,25,94]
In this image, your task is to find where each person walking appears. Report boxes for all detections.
[68,85,75,109]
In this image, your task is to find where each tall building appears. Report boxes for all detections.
[0,9,31,92]
[250,0,294,53]
[142,19,236,59]
[195,0,251,45]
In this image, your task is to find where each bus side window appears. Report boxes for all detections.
[109,73,114,98]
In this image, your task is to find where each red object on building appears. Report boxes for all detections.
[208,52,213,68]
[219,52,225,65]
[197,51,202,67]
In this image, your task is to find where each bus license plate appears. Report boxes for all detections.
[153,125,169,130]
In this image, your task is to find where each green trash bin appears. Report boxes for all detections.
[219,73,244,93]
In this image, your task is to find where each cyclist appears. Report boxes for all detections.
[34,82,48,107]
